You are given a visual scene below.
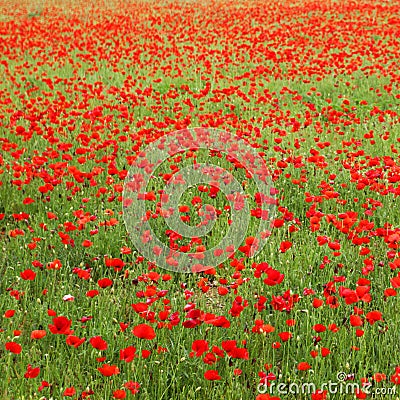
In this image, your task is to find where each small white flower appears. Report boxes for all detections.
[63,294,74,302]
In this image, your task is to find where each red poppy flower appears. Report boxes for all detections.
[390,276,400,288]
[48,316,72,335]
[124,381,140,395]
[217,286,229,296]
[204,315,230,328]
[311,389,328,400]
[132,323,156,340]
[63,387,76,397]
[229,347,249,359]
[390,367,400,385]
[366,310,383,325]
[5,341,22,354]
[98,364,120,377]
[321,347,331,357]
[297,362,311,371]
[86,289,99,297]
[312,298,324,308]
[90,336,108,350]
[279,240,292,252]
[190,340,209,357]
[221,340,237,352]
[278,331,292,342]
[384,288,397,298]
[328,323,339,333]
[312,324,326,333]
[31,330,47,339]
[350,315,363,327]
[373,372,386,383]
[354,388,367,399]
[141,349,151,358]
[24,364,40,378]
[38,381,50,391]
[119,322,129,332]
[113,389,127,399]
[47,259,62,270]
[263,269,284,286]
[256,395,281,400]
[131,302,148,313]
[98,278,113,288]
[20,269,36,280]
[203,352,217,365]
[252,320,275,334]
[204,369,221,381]
[4,309,15,318]
[356,329,364,337]
[105,257,125,271]
[66,335,86,348]
[120,346,137,362]
[310,350,318,358]
[23,197,35,205]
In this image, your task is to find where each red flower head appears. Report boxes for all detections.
[63,387,76,397]
[48,316,72,335]
[297,362,311,371]
[90,335,108,350]
[5,341,22,354]
[24,364,40,379]
[190,339,209,357]
[98,364,120,377]
[132,323,156,340]
[31,330,47,339]
[204,369,221,381]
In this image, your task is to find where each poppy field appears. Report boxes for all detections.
[1,0,400,399]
